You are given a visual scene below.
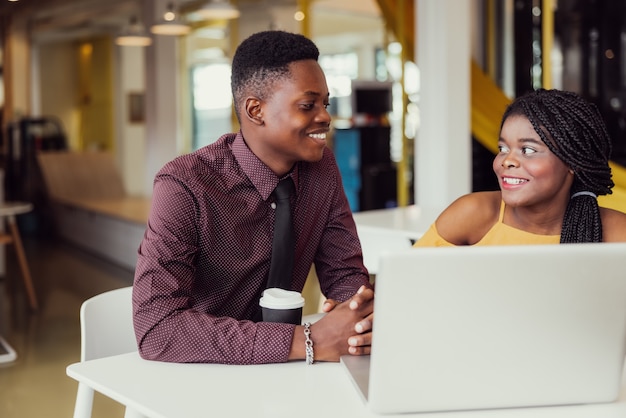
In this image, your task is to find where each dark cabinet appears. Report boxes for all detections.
[3,117,68,234]
[334,126,396,212]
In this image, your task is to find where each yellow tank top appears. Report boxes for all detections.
[414,201,560,247]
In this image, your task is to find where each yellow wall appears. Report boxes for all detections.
[39,42,80,149]
[39,36,114,152]
[77,37,114,151]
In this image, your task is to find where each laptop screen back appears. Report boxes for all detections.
[346,243,626,414]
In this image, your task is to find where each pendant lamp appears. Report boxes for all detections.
[115,16,152,47]
[187,0,240,22]
[151,2,191,36]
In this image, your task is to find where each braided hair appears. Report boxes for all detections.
[499,89,614,243]
[230,30,319,121]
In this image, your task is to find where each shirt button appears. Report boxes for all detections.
[271,203,277,209]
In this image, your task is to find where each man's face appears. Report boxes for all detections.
[248,60,331,176]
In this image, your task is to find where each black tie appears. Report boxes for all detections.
[267,177,295,290]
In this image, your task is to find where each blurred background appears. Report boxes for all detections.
[1,0,626,416]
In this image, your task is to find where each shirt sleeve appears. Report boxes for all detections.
[412,223,455,247]
[132,174,295,365]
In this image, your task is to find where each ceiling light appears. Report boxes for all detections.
[115,16,152,47]
[187,0,240,22]
[151,2,191,36]
[194,26,227,39]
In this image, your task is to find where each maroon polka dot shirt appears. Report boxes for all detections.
[133,132,370,365]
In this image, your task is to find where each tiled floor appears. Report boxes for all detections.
[0,232,134,417]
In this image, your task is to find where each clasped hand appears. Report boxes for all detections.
[312,285,374,361]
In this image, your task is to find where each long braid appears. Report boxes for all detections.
[500,89,614,243]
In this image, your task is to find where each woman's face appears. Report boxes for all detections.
[493,114,574,208]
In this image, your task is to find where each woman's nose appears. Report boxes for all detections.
[502,155,519,168]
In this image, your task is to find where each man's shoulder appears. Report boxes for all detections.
[159,134,237,176]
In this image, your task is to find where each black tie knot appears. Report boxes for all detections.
[274,178,294,201]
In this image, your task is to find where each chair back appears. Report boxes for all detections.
[356,225,414,275]
[80,286,137,361]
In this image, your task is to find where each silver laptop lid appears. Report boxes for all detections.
[362,243,626,414]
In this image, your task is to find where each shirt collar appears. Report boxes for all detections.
[232,132,299,201]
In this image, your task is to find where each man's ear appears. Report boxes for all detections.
[244,97,264,126]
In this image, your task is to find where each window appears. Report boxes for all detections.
[191,61,233,150]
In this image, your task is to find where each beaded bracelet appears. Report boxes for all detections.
[304,322,314,365]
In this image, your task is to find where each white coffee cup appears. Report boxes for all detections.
[259,288,305,325]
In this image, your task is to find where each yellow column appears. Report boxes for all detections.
[298,0,310,37]
[230,0,241,132]
[77,42,93,151]
[542,0,554,89]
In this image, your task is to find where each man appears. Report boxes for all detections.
[133,30,374,365]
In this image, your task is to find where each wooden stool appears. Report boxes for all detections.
[0,202,38,311]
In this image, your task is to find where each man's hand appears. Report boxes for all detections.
[306,285,375,361]
[347,285,374,354]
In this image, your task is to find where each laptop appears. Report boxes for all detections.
[341,243,626,414]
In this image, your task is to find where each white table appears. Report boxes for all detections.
[67,351,626,418]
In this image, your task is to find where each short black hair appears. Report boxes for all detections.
[230,30,320,119]
[500,89,614,243]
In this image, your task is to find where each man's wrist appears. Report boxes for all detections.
[304,322,314,365]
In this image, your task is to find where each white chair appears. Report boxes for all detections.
[73,286,144,418]
[356,224,415,275]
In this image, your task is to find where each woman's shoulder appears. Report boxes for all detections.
[434,191,502,245]
[600,207,626,242]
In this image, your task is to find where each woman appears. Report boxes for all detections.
[414,89,626,246]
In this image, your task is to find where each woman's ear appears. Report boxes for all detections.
[244,97,264,126]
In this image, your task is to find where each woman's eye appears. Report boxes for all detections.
[498,145,509,153]
[522,147,536,155]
